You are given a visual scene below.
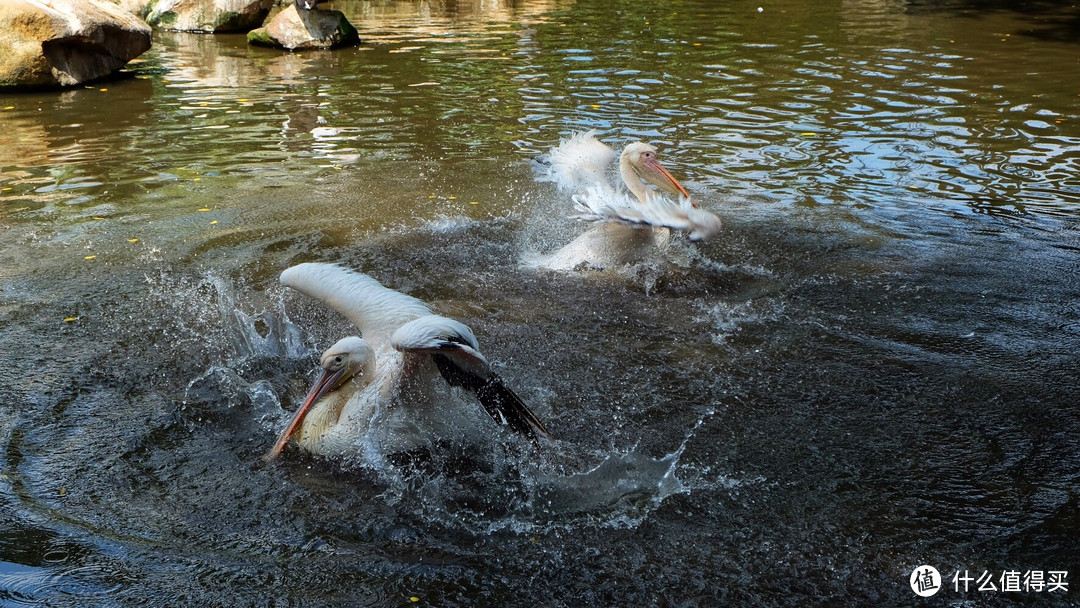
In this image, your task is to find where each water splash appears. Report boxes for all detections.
[360,405,745,537]
[158,270,316,434]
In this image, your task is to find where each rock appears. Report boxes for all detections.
[146,0,273,33]
[103,0,153,18]
[0,0,152,91]
[247,5,358,51]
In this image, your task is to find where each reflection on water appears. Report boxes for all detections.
[2,0,1078,221]
[1,0,1079,605]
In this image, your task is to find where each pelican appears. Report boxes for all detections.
[531,132,722,271]
[263,262,550,462]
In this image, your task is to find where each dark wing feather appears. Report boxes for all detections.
[432,353,552,444]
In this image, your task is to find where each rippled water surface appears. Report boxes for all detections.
[2,0,1079,605]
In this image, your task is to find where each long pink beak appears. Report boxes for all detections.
[642,156,694,205]
[261,367,345,462]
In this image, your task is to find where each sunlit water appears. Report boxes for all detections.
[2,0,1079,605]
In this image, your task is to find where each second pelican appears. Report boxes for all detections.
[531,132,722,271]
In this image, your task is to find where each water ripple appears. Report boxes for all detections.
[0,560,125,606]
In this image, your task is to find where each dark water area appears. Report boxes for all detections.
[1,0,1079,606]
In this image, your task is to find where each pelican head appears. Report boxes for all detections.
[263,336,376,461]
[619,142,691,203]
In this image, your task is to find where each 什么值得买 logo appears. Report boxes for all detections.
[910,566,1069,597]
[910,565,941,597]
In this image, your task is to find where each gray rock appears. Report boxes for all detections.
[247,4,358,51]
[146,0,273,33]
[0,0,152,90]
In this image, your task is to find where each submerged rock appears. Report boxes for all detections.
[247,4,359,51]
[146,0,272,32]
[0,0,152,91]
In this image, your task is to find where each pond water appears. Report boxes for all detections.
[2,0,1079,605]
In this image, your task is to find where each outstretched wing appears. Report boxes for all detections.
[571,188,723,241]
[280,263,432,347]
[534,131,617,195]
[391,316,552,444]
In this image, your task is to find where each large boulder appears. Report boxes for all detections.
[146,0,272,32]
[103,0,152,17]
[0,0,152,91]
[247,5,358,51]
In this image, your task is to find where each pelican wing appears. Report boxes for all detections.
[391,316,552,444]
[535,131,617,194]
[280,263,432,346]
[571,187,723,241]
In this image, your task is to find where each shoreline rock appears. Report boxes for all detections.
[146,0,273,33]
[0,0,152,91]
[247,4,359,51]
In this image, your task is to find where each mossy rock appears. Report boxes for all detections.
[247,5,360,51]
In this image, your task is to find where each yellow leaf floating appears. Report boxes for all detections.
[210,220,218,225]
[84,255,96,260]
[128,238,139,243]
[63,317,79,322]
[469,201,479,205]
[198,207,211,212]
[409,598,420,603]
[58,486,66,496]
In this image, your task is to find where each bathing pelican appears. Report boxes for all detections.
[531,132,722,271]
[263,262,551,462]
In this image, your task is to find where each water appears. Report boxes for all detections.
[2,0,1079,605]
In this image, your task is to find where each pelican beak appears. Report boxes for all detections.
[639,155,691,201]
[261,367,346,462]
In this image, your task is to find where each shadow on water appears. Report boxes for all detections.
[2,190,1079,605]
[905,0,1080,41]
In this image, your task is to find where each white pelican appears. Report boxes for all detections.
[531,132,722,271]
[263,262,550,462]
